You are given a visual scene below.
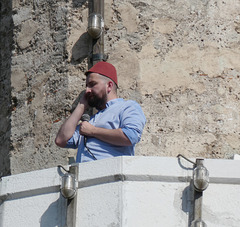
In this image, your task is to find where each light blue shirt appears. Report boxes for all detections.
[66,98,146,162]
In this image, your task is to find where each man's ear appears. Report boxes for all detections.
[107,81,114,93]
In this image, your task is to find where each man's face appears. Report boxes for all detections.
[85,73,108,110]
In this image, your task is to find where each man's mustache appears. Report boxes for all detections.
[85,93,95,100]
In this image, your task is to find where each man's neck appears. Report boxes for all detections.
[107,93,118,102]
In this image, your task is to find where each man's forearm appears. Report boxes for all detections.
[55,103,85,147]
[92,127,132,146]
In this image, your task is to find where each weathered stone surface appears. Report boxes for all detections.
[117,2,140,34]
[138,44,240,93]
[1,0,240,176]
[17,20,39,49]
[11,68,27,92]
[153,18,176,34]
[12,7,32,26]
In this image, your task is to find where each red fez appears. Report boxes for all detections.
[85,62,118,86]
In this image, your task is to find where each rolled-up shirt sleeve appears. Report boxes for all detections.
[65,125,81,149]
[120,101,146,145]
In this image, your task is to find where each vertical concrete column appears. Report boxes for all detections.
[0,0,13,177]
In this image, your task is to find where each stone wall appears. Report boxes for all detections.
[0,0,240,176]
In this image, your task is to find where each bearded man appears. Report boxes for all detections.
[55,61,146,162]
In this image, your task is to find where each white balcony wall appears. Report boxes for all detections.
[0,157,240,227]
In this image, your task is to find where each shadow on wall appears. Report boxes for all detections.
[177,157,195,226]
[72,0,88,8]
[40,196,67,227]
[71,32,90,65]
[0,0,13,177]
[71,0,90,65]
[181,185,194,227]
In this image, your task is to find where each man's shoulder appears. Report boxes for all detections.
[119,99,146,123]
[114,98,138,104]
[124,99,142,107]
[112,98,139,107]
[118,99,144,114]
[110,98,143,112]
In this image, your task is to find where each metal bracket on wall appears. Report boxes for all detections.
[91,53,108,62]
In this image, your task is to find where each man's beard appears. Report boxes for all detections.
[86,92,107,110]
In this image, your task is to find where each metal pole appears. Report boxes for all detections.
[191,159,207,227]
[88,0,105,68]
[192,190,203,222]
[66,164,79,227]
